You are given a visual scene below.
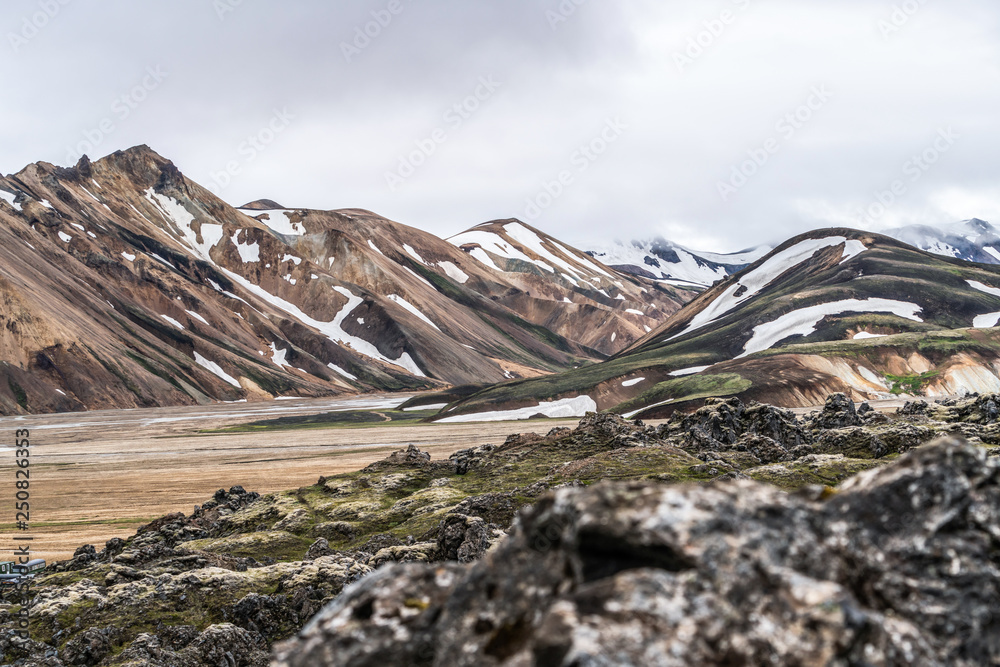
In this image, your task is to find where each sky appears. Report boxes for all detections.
[3,0,1000,253]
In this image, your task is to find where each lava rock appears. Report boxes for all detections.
[273,438,1000,666]
[810,392,862,429]
[305,538,334,561]
[436,514,491,563]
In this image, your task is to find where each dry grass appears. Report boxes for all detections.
[1,395,581,561]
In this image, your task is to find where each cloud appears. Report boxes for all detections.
[2,0,999,251]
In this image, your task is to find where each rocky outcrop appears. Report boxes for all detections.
[11,393,1000,665]
[273,438,1000,666]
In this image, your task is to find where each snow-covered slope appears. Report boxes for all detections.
[438,228,1000,420]
[583,238,772,288]
[883,218,1000,264]
[447,220,697,354]
[0,146,695,415]
[583,218,1000,289]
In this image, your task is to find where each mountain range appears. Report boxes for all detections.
[584,217,1000,287]
[0,146,692,415]
[437,228,1000,421]
[5,144,1000,420]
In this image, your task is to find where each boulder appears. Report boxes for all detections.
[810,392,861,429]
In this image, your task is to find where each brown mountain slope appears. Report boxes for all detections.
[0,146,692,415]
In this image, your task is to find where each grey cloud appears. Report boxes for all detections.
[2,0,999,251]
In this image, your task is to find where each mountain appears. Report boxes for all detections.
[434,228,1000,421]
[0,146,692,415]
[584,218,1000,289]
[446,221,694,355]
[883,218,1000,264]
[583,238,772,287]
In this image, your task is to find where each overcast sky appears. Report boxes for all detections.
[3,0,999,252]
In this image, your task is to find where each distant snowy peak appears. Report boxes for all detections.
[583,238,772,288]
[448,219,620,285]
[883,219,1000,264]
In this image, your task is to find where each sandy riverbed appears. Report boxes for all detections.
[0,395,583,561]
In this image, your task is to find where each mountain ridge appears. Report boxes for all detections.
[0,145,691,415]
[435,227,1000,421]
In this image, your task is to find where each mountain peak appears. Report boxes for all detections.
[240,199,286,210]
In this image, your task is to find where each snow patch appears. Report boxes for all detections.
[740,299,923,358]
[670,366,711,377]
[186,310,210,326]
[327,363,358,381]
[966,281,1000,327]
[0,190,22,211]
[368,240,384,255]
[161,315,185,330]
[551,239,614,279]
[269,343,291,368]
[58,232,72,243]
[504,222,589,279]
[232,232,261,263]
[217,268,425,376]
[281,254,302,266]
[449,229,554,273]
[622,398,675,420]
[403,244,426,264]
[403,403,448,412]
[388,294,440,331]
[145,189,222,262]
[439,261,469,284]
[468,247,501,271]
[853,331,886,340]
[403,266,435,288]
[39,199,53,209]
[672,237,868,339]
[973,313,1000,329]
[858,366,887,388]
[840,240,867,263]
[967,280,1000,298]
[128,203,154,224]
[622,377,646,387]
[243,209,305,236]
[194,352,242,388]
[626,309,644,316]
[438,396,598,423]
